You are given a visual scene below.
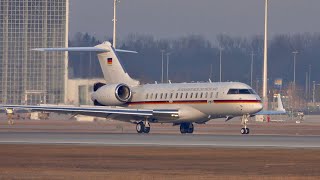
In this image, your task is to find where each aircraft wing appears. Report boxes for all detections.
[0,105,179,121]
[0,105,152,117]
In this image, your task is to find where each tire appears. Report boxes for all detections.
[136,123,144,133]
[180,124,187,134]
[240,128,246,134]
[187,123,194,134]
[245,128,250,134]
[143,126,150,134]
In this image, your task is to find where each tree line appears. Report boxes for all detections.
[68,32,320,95]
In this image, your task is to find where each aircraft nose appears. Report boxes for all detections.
[256,102,263,112]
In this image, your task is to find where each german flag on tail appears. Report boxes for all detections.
[107,58,112,65]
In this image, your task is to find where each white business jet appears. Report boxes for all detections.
[1,42,285,134]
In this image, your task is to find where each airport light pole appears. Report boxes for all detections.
[161,50,165,83]
[250,51,254,87]
[209,64,213,80]
[292,51,299,89]
[313,82,320,104]
[313,81,316,103]
[306,71,308,99]
[166,53,170,83]
[262,0,269,110]
[309,64,312,101]
[219,48,223,82]
[112,0,119,48]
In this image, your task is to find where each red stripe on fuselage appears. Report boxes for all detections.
[214,100,261,103]
[128,100,207,105]
[127,99,261,105]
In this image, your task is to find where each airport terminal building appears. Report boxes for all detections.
[0,0,69,104]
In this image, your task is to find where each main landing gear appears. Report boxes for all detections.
[240,114,250,135]
[136,121,150,134]
[180,122,194,134]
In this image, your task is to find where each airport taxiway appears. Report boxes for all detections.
[1,118,320,179]
[0,132,319,148]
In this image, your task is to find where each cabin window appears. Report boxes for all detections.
[165,93,168,99]
[160,93,163,99]
[215,92,219,98]
[200,92,203,98]
[195,93,198,98]
[150,93,153,99]
[175,93,178,99]
[170,93,173,99]
[190,93,193,98]
[185,93,188,99]
[180,93,183,99]
[146,94,149,99]
[155,93,158,99]
[205,92,208,98]
[210,92,213,98]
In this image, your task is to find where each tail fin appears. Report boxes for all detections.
[275,94,285,112]
[255,94,286,115]
[33,41,140,86]
[94,42,139,86]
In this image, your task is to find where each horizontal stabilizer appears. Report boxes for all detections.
[32,47,137,54]
[115,49,138,54]
[32,41,140,86]
[32,47,108,52]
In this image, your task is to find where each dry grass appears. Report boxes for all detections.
[0,145,319,179]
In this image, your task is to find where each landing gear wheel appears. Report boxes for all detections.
[187,123,194,134]
[180,124,187,134]
[240,128,246,134]
[8,119,14,125]
[180,123,194,134]
[136,122,144,134]
[143,126,150,133]
[240,128,250,134]
[245,128,250,134]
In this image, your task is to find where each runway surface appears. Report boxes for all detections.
[0,132,319,148]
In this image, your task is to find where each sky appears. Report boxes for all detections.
[69,0,320,42]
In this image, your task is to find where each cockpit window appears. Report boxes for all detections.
[248,89,256,94]
[239,89,251,94]
[228,89,255,94]
[227,89,239,94]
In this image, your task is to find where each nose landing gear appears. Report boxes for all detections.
[240,114,250,135]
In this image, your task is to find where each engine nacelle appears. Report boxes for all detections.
[91,83,132,106]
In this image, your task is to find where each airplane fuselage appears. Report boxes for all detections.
[121,82,262,123]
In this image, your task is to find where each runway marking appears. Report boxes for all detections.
[1,133,320,148]
[1,140,320,149]
[265,163,296,167]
